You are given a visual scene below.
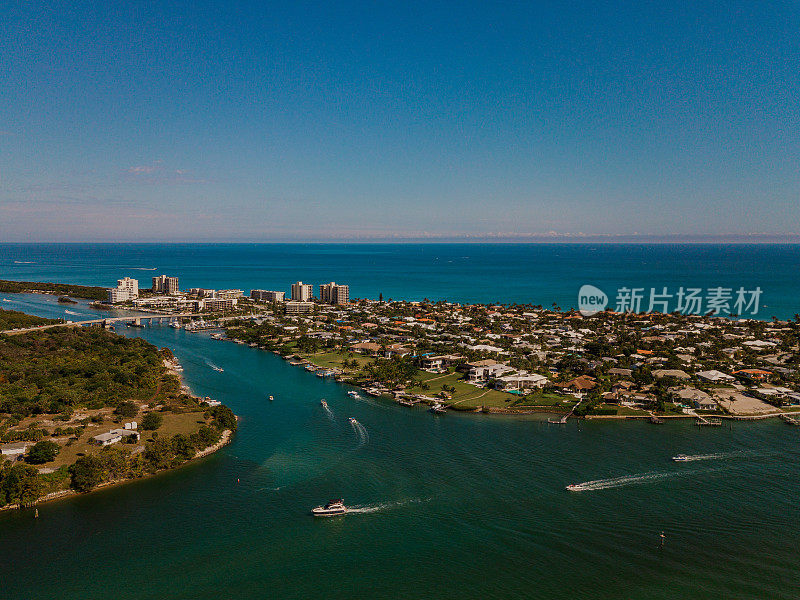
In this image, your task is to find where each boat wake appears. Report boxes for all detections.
[567,467,725,492]
[205,360,224,372]
[13,261,34,264]
[347,498,430,515]
[349,419,369,446]
[132,267,157,270]
[64,310,80,315]
[672,450,762,462]
[321,400,334,420]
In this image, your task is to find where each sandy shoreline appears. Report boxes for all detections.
[1,354,234,514]
[0,427,234,513]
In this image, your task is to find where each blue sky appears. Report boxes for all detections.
[1,1,798,242]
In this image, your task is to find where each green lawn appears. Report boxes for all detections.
[300,351,373,371]
[405,370,518,410]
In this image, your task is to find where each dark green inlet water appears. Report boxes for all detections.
[1,300,799,599]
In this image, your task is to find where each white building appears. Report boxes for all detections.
[466,360,515,382]
[216,289,244,300]
[0,442,28,457]
[291,282,313,301]
[107,277,139,303]
[93,432,123,446]
[696,370,736,383]
[497,373,549,391]
[251,290,285,302]
[285,301,314,314]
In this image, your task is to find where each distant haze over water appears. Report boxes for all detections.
[0,243,798,319]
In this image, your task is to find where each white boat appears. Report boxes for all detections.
[269,395,274,401]
[169,321,181,329]
[312,499,347,517]
[566,484,586,492]
[430,403,447,414]
[320,400,328,409]
[672,454,690,462]
[348,417,357,424]
[347,391,359,398]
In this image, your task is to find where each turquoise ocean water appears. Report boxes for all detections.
[1,245,799,599]
[0,243,798,318]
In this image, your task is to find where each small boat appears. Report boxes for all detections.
[269,395,274,401]
[672,454,690,462]
[320,400,328,409]
[347,391,359,398]
[312,499,347,517]
[348,417,357,424]
[566,484,584,492]
[429,403,447,414]
[169,321,182,329]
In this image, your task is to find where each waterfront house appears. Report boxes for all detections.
[349,342,382,356]
[420,354,462,372]
[562,375,597,393]
[0,442,29,458]
[676,387,717,410]
[496,373,549,392]
[467,361,514,383]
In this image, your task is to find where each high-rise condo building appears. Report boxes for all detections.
[152,275,179,294]
[320,282,350,305]
[291,281,313,301]
[107,277,139,303]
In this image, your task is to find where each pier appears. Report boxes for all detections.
[780,413,800,426]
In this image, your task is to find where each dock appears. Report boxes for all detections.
[780,413,800,426]
[695,416,723,426]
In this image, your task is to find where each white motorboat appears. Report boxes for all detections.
[312,499,347,517]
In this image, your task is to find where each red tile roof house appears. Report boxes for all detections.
[733,369,773,381]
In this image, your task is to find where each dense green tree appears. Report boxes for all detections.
[26,440,60,464]
[114,401,139,418]
[208,405,237,431]
[69,455,104,492]
[141,412,163,430]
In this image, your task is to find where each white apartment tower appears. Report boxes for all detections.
[291,281,313,302]
[108,277,139,303]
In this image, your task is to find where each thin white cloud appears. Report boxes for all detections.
[124,161,208,184]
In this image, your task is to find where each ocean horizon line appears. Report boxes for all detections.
[2,237,800,246]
